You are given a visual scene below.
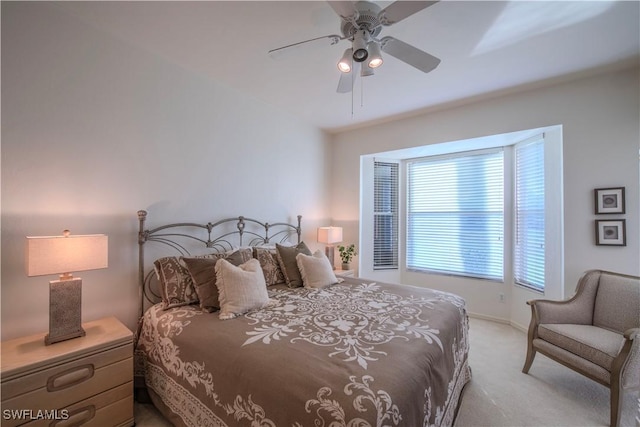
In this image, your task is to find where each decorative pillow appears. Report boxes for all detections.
[275,241,312,288]
[232,247,254,261]
[296,250,339,289]
[182,248,252,312]
[253,247,285,286]
[154,257,198,310]
[215,258,269,320]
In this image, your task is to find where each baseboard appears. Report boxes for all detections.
[468,312,510,324]
[509,320,528,333]
[468,312,528,333]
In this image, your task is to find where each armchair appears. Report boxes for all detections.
[522,269,640,427]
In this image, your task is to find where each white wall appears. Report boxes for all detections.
[330,66,640,329]
[1,2,331,340]
[3,3,637,342]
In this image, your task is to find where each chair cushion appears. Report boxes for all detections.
[538,324,625,371]
[593,273,640,333]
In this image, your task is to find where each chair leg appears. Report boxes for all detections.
[609,382,622,427]
[522,345,536,373]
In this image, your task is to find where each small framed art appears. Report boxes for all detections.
[595,219,626,246]
[594,187,625,214]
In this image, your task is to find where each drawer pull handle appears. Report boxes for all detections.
[49,405,96,427]
[47,364,94,392]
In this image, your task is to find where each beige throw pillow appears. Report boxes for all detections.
[215,258,269,320]
[296,250,339,289]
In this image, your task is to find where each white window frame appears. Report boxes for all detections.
[359,126,563,305]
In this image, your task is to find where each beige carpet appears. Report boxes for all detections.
[134,317,639,426]
[456,318,637,427]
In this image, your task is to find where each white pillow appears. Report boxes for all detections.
[296,250,339,289]
[215,258,269,320]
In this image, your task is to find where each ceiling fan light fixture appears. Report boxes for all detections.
[352,30,369,63]
[353,48,368,62]
[337,48,353,73]
[367,41,383,68]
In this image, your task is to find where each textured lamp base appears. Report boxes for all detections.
[325,245,336,270]
[45,278,86,345]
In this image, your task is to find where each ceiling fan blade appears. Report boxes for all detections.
[336,62,360,93]
[378,1,439,26]
[336,73,352,93]
[380,36,441,73]
[361,62,375,77]
[327,1,358,20]
[268,34,342,60]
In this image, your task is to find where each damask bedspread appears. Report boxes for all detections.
[135,277,471,427]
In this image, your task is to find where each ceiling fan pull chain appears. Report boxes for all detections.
[351,76,354,119]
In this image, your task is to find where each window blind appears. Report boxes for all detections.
[407,150,504,280]
[374,161,399,269]
[514,138,545,290]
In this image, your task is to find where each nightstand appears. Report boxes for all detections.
[1,317,134,427]
[335,269,355,278]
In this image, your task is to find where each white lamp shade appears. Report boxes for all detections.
[26,233,108,277]
[317,227,343,245]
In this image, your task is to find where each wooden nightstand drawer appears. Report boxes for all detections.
[2,345,132,402]
[2,356,132,426]
[21,382,133,427]
[1,317,134,427]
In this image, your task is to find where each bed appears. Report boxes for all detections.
[134,210,471,427]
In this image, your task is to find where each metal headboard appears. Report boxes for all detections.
[137,210,302,318]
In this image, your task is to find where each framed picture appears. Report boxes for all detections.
[595,219,626,246]
[594,187,625,214]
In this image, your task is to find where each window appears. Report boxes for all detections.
[406,150,504,280]
[361,128,560,296]
[514,137,545,290]
[373,161,399,269]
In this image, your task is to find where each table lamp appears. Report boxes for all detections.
[26,230,108,345]
[317,226,343,270]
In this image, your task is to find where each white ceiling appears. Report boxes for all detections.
[54,1,639,133]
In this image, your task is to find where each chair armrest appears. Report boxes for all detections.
[527,297,593,325]
[624,328,639,340]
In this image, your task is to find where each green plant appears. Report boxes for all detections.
[338,244,357,264]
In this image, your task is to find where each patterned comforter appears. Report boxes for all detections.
[135,277,471,427]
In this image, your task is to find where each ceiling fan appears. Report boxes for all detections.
[268,1,441,93]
